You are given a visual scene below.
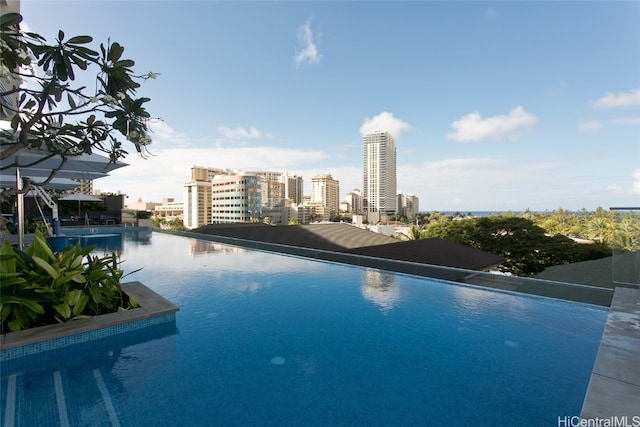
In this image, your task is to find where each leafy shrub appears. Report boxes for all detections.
[136,210,151,219]
[0,230,138,333]
[423,216,612,277]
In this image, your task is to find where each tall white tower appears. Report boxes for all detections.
[363,131,396,221]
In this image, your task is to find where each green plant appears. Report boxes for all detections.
[0,12,157,184]
[136,210,151,219]
[1,230,138,333]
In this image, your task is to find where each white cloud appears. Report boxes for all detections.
[396,158,581,210]
[147,120,191,148]
[216,126,261,139]
[593,88,640,109]
[359,112,411,139]
[576,116,640,132]
[609,117,640,126]
[446,106,538,143]
[294,19,321,66]
[633,169,640,194]
[606,169,640,195]
[577,120,602,132]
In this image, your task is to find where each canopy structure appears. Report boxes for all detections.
[1,146,127,183]
[59,193,104,202]
[0,143,128,248]
[0,175,80,190]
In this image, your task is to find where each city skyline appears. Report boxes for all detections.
[18,1,640,211]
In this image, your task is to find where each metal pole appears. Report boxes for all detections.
[16,167,24,249]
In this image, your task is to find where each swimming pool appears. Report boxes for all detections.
[1,232,607,426]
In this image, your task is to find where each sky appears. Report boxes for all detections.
[18,0,640,212]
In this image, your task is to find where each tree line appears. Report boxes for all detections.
[402,208,640,277]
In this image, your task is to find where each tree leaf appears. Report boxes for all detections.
[0,12,22,27]
[32,256,59,280]
[67,35,93,44]
[107,42,124,62]
[72,295,90,316]
[54,302,71,319]
[65,289,83,306]
[8,319,22,332]
[114,59,135,68]
[67,92,77,109]
[21,299,45,314]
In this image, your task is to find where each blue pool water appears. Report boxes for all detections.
[1,232,607,426]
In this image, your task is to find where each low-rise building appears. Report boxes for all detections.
[154,198,183,221]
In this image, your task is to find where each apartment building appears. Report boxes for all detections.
[183,180,212,229]
[311,173,340,221]
[181,166,311,228]
[342,189,363,214]
[282,172,304,205]
[363,131,397,223]
[154,198,184,221]
[396,192,420,219]
[261,177,285,224]
[210,172,261,223]
[182,166,218,229]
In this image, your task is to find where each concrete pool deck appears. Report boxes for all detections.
[581,287,640,420]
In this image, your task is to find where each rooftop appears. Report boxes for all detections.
[193,223,504,271]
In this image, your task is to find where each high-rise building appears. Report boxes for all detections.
[282,172,304,205]
[311,173,340,221]
[191,166,225,182]
[405,193,419,218]
[210,172,261,223]
[396,191,419,219]
[69,178,93,195]
[183,180,212,229]
[343,189,363,214]
[260,177,285,224]
[182,167,303,227]
[182,166,216,229]
[250,171,303,224]
[363,131,397,222]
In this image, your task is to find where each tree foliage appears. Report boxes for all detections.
[404,225,425,241]
[152,217,187,231]
[423,215,611,277]
[0,12,158,186]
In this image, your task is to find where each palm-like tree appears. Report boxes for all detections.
[406,225,424,240]
[612,217,640,251]
[587,216,614,243]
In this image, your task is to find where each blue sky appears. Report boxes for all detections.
[20,0,640,211]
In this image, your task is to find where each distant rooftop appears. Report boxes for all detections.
[342,237,504,272]
[193,223,503,271]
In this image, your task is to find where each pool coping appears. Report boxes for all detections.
[580,287,640,420]
[0,281,179,351]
